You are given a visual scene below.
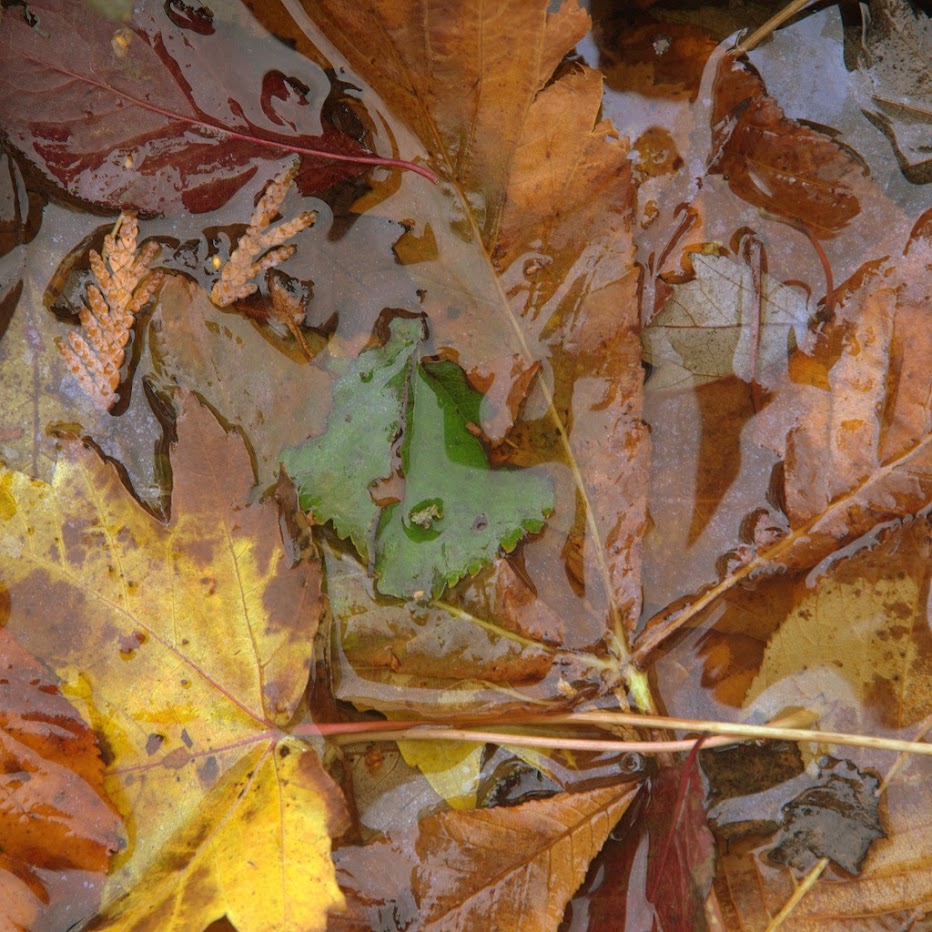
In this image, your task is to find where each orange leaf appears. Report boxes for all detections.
[0,627,124,929]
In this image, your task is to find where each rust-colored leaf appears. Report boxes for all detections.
[0,393,346,930]
[710,53,872,236]
[333,783,639,930]
[754,217,932,572]
[0,627,124,930]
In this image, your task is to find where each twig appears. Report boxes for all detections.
[736,0,815,53]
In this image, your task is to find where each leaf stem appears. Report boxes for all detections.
[44,63,439,183]
[735,0,815,53]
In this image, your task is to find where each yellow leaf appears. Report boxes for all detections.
[0,394,346,930]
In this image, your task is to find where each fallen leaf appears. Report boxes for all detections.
[323,542,574,719]
[0,393,347,930]
[0,626,124,931]
[0,0,381,214]
[282,315,554,600]
[767,757,884,875]
[277,0,649,651]
[849,0,932,184]
[333,783,639,930]
[745,515,932,737]
[710,52,873,236]
[0,215,167,509]
[643,250,812,390]
[753,218,932,572]
[645,751,716,931]
[714,758,932,930]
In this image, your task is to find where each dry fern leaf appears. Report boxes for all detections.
[210,161,317,307]
[57,212,162,411]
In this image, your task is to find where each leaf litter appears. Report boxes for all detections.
[0,0,930,928]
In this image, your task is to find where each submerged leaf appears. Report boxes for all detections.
[643,251,811,390]
[334,784,639,930]
[0,627,124,930]
[282,317,553,599]
[0,0,372,213]
[0,394,345,930]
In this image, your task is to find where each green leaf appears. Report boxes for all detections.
[376,360,552,598]
[281,318,553,599]
[280,316,425,560]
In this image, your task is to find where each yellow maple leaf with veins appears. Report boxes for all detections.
[0,393,345,931]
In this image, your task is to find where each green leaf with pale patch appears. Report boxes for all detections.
[281,318,553,599]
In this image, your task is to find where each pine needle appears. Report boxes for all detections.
[57,212,162,411]
[210,161,317,307]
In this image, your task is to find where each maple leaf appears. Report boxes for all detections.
[332,783,639,929]
[0,393,346,930]
[0,0,431,214]
[0,626,124,930]
[57,212,163,410]
[256,0,650,664]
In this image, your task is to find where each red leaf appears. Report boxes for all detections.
[645,747,716,931]
[0,627,124,929]
[0,0,429,215]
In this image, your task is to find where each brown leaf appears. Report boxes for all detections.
[333,783,639,930]
[754,218,932,572]
[714,757,932,930]
[0,627,124,930]
[281,0,649,653]
[710,53,872,236]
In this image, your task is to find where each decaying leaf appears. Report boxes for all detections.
[282,316,554,600]
[0,0,375,213]
[57,212,162,410]
[0,393,346,930]
[745,516,932,736]
[0,627,124,930]
[278,0,649,648]
[333,783,639,930]
[753,219,932,571]
[710,51,873,236]
[210,161,316,307]
[643,250,811,391]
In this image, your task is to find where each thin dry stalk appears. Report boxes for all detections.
[211,161,316,306]
[57,212,162,410]
[737,0,815,52]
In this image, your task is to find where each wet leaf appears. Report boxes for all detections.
[0,627,124,930]
[753,220,932,572]
[333,783,639,930]
[0,0,373,214]
[323,543,578,719]
[645,753,716,931]
[289,0,649,645]
[714,758,932,930]
[767,757,884,875]
[282,316,554,599]
[643,251,811,390]
[0,393,346,930]
[745,516,932,735]
[710,53,872,235]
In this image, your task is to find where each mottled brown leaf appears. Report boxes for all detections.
[0,627,124,930]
